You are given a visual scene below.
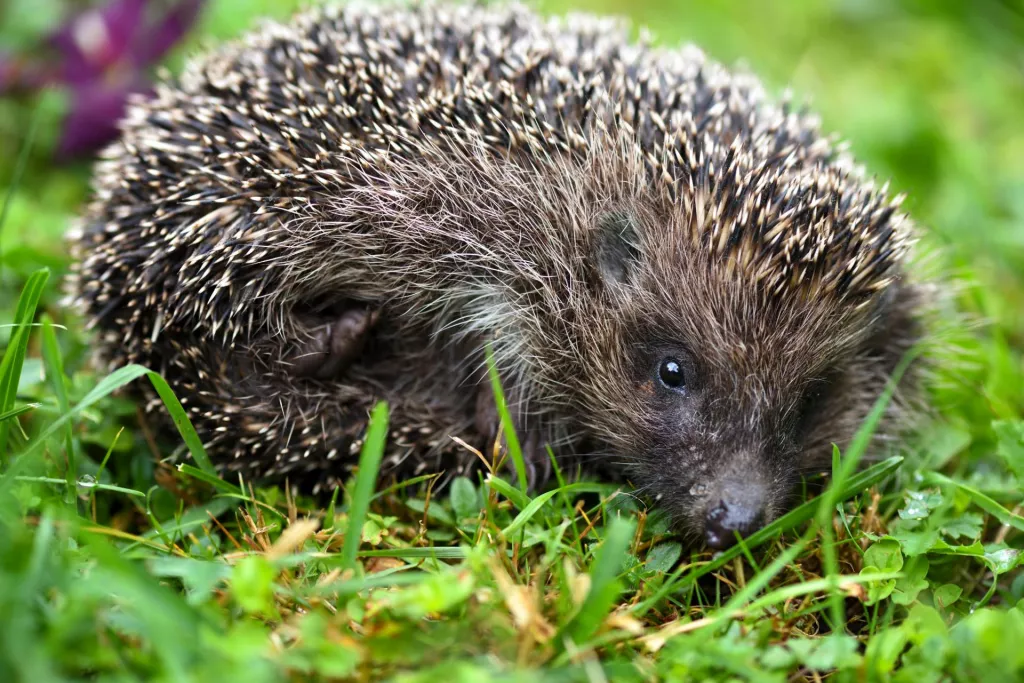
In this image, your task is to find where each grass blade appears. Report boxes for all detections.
[12,476,146,497]
[743,571,905,615]
[0,109,40,273]
[80,533,201,679]
[500,489,561,537]
[175,464,240,494]
[340,401,389,571]
[485,343,528,494]
[924,471,1024,532]
[40,316,76,493]
[558,515,636,649]
[139,496,238,542]
[0,404,39,422]
[0,268,49,458]
[486,472,532,510]
[0,364,149,491]
[814,350,918,632]
[357,547,469,560]
[147,373,215,475]
[718,534,810,620]
[818,351,918,519]
[500,482,623,538]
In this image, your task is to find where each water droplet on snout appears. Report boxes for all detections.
[689,483,708,497]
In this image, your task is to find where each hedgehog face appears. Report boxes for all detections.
[617,331,811,550]
[577,205,888,548]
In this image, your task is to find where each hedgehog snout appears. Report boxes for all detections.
[702,473,767,550]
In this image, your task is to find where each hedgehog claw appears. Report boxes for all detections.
[288,308,378,379]
[522,428,551,491]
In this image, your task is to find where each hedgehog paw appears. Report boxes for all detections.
[287,308,379,379]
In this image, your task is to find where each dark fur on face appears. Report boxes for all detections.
[570,183,922,545]
[69,3,928,548]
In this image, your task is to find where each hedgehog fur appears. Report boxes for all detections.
[69,1,932,547]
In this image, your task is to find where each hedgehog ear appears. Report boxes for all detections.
[593,211,641,291]
[864,280,923,376]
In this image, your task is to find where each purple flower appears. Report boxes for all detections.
[0,0,206,159]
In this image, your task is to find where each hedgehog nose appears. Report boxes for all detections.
[704,483,766,550]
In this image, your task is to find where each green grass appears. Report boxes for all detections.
[2,0,1023,680]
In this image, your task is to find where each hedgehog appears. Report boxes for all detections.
[68,1,932,548]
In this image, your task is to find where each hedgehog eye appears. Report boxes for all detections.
[658,358,686,391]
